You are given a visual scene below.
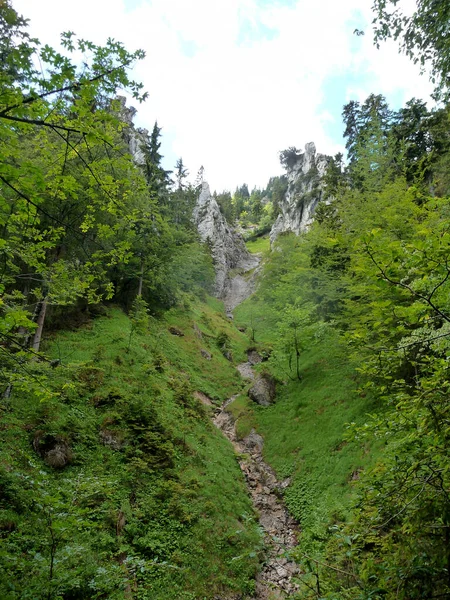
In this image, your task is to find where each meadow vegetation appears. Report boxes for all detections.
[0,298,263,599]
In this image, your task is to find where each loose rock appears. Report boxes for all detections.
[247,350,263,365]
[237,362,255,380]
[212,375,299,598]
[168,326,184,336]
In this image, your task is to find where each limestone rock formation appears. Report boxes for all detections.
[270,142,331,243]
[115,96,148,164]
[193,182,259,299]
[248,373,276,407]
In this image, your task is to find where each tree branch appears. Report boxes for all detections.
[376,474,434,530]
[0,173,104,249]
[0,64,128,117]
[0,112,89,134]
[298,551,362,585]
[52,128,132,222]
[364,242,450,323]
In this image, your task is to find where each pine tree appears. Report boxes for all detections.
[140,121,172,196]
[175,157,188,190]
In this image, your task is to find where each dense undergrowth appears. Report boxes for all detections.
[0,298,263,599]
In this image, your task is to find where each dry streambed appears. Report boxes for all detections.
[206,247,300,597]
[210,370,300,599]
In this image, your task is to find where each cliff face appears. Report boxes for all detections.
[193,182,259,301]
[270,142,330,243]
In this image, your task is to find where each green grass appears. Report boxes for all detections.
[233,293,379,551]
[258,337,375,534]
[245,235,270,255]
[228,394,257,440]
[0,298,262,600]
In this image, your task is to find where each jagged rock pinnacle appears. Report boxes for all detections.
[193,182,259,303]
[270,142,331,243]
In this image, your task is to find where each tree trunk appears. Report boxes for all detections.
[294,329,301,380]
[32,298,47,353]
[137,260,144,297]
[17,280,34,348]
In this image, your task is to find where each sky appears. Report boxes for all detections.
[14,0,433,192]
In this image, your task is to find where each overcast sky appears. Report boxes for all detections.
[14,0,432,192]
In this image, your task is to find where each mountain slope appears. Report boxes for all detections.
[0,299,263,600]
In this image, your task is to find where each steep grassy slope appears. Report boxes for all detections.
[0,298,262,600]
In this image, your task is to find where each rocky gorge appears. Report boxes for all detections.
[192,184,301,596]
[213,389,300,600]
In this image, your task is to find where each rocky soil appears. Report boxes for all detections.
[212,382,300,599]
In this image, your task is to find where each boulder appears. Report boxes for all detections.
[100,429,123,450]
[248,373,276,406]
[222,348,233,362]
[33,432,72,469]
[168,326,184,337]
[247,349,262,365]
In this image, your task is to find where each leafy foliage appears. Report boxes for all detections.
[372,0,450,100]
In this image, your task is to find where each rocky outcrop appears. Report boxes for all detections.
[247,349,263,365]
[249,373,276,407]
[115,95,148,164]
[200,348,212,360]
[222,267,260,316]
[194,182,259,299]
[33,432,72,469]
[270,142,331,243]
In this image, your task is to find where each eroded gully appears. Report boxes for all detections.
[209,254,301,599]
[213,387,300,599]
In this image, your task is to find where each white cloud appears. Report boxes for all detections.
[14,0,434,191]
